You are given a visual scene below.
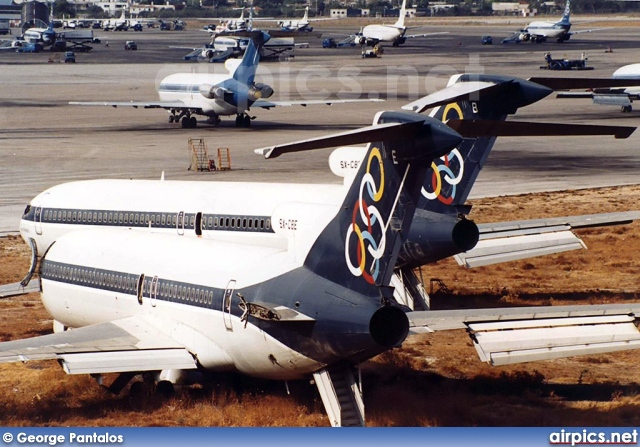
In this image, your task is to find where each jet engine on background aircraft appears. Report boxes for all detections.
[248,82,274,101]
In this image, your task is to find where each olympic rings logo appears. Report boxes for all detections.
[345,147,386,284]
[422,103,465,204]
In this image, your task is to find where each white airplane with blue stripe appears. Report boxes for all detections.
[69,31,381,128]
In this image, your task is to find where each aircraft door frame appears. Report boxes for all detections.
[34,192,48,235]
[150,276,159,308]
[222,279,236,331]
[177,211,185,235]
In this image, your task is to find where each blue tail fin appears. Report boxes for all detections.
[303,112,462,299]
[417,74,551,215]
[557,0,571,26]
[232,31,270,86]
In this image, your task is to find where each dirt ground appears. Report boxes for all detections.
[0,184,639,426]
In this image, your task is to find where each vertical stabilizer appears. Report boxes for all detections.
[302,6,309,23]
[418,74,552,215]
[393,0,407,28]
[557,0,571,25]
[232,31,269,86]
[303,112,462,298]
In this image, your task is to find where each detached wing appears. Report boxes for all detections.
[455,211,640,268]
[408,303,640,366]
[69,100,201,112]
[252,98,383,109]
[0,280,39,298]
[0,316,197,374]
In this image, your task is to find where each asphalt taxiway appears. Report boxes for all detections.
[1,18,640,233]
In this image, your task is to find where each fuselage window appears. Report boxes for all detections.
[266,219,271,230]
[134,213,139,225]
[98,212,103,223]
[230,218,235,228]
[62,211,67,222]
[82,212,87,222]
[145,214,150,225]
[108,213,113,224]
[161,214,166,226]
[207,217,213,229]
[214,217,218,228]
[259,219,264,229]
[124,213,129,225]
[171,215,177,226]
[72,211,77,222]
[189,215,195,228]
[118,213,123,224]
[150,215,155,225]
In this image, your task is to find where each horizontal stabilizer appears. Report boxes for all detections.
[529,77,640,90]
[446,119,636,139]
[470,315,640,366]
[454,229,585,268]
[254,121,424,158]
[402,81,504,114]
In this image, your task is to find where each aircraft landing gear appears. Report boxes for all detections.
[235,113,251,128]
[207,115,221,127]
[621,105,633,113]
[181,115,197,128]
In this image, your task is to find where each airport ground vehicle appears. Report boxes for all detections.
[124,40,137,50]
[64,51,75,63]
[481,35,492,44]
[541,52,592,70]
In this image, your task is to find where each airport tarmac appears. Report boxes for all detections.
[1,19,640,234]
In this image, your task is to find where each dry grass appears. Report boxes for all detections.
[0,185,639,426]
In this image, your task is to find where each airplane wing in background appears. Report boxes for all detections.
[251,98,384,109]
[404,31,449,39]
[0,316,197,375]
[69,101,196,111]
[455,211,640,268]
[408,303,640,365]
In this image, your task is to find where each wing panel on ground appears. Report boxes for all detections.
[60,349,197,374]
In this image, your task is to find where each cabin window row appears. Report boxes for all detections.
[147,280,214,306]
[42,209,196,228]
[206,215,271,231]
[45,263,137,292]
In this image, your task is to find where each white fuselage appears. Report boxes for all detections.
[41,228,326,379]
[524,21,567,39]
[158,72,239,116]
[362,24,404,43]
[20,178,350,258]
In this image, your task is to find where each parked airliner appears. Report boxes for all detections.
[355,0,447,48]
[70,31,380,128]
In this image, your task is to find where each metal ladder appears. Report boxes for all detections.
[313,365,365,427]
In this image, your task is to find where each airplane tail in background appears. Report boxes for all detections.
[232,31,270,86]
[416,74,553,215]
[302,6,309,23]
[393,0,407,29]
[557,0,571,26]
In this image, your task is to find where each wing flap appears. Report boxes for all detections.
[470,315,640,365]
